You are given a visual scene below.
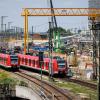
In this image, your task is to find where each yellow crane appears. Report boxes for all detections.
[21,8,100,54]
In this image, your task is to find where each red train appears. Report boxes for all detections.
[0,53,67,75]
[18,54,67,75]
[0,53,19,70]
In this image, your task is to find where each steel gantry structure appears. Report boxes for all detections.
[21,8,100,54]
[21,8,100,16]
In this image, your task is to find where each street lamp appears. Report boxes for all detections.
[1,16,8,32]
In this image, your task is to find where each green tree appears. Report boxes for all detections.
[64,29,73,36]
[47,27,67,34]
[47,27,74,37]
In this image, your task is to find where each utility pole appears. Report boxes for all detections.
[3,24,7,43]
[49,22,53,80]
[4,24,6,32]
[32,26,34,42]
[98,23,100,100]
[89,17,98,80]
[8,22,12,32]
[1,16,7,32]
[94,21,100,100]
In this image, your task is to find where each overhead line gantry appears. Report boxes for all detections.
[21,8,100,16]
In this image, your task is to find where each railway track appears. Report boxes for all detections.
[19,69,97,90]
[64,78,97,90]
[15,71,75,100]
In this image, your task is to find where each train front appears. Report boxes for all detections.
[57,59,67,75]
[10,55,19,70]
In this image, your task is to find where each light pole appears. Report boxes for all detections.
[49,22,53,81]
[32,26,34,42]
[1,16,8,32]
[11,26,15,33]
[8,22,12,32]
[3,24,7,42]
[4,24,6,32]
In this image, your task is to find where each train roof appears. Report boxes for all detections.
[18,54,38,60]
[18,54,57,62]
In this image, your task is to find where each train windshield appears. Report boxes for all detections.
[57,60,66,68]
[10,55,18,64]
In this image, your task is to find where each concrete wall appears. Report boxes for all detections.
[16,85,41,100]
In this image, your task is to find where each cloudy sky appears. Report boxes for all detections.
[0,0,88,32]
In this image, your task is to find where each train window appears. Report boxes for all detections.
[4,58,6,64]
[25,58,28,65]
[10,55,18,64]
[29,59,31,66]
[36,61,39,66]
[2,58,4,63]
[0,57,2,62]
[32,60,35,66]
[22,58,24,63]
[29,59,31,63]
[0,57,3,63]
[53,56,62,60]
[57,60,65,68]
[20,58,22,63]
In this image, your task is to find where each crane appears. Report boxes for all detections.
[21,8,100,53]
[49,0,60,52]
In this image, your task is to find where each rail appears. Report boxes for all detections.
[61,78,97,90]
[15,71,75,100]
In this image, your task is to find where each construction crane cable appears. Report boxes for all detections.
[49,0,58,29]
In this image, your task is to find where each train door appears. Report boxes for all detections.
[25,58,28,65]
[0,57,2,64]
[2,57,4,65]
[22,58,24,65]
[35,60,39,68]
[4,58,6,66]
[52,60,58,74]
[45,62,49,70]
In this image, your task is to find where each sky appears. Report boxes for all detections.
[0,0,88,32]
